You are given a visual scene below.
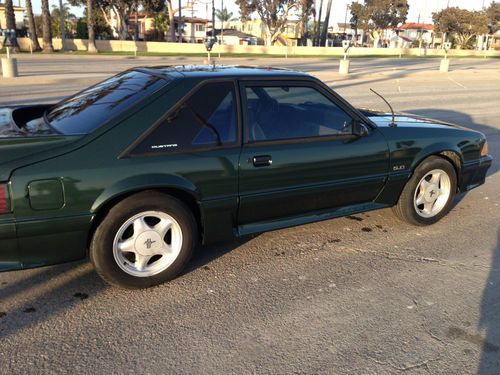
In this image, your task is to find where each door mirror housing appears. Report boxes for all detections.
[352,120,369,137]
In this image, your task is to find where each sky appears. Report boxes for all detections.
[26,0,494,26]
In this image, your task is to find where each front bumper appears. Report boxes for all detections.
[460,155,493,191]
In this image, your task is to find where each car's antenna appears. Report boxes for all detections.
[370,88,396,127]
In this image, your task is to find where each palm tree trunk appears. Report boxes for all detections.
[41,0,54,52]
[320,0,332,47]
[25,0,42,51]
[166,0,175,42]
[4,0,20,52]
[87,0,98,52]
[314,0,323,46]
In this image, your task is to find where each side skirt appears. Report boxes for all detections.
[237,202,389,237]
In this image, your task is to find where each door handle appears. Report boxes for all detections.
[252,155,272,167]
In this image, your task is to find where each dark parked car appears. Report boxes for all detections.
[0,66,492,288]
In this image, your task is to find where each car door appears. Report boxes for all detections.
[237,80,390,228]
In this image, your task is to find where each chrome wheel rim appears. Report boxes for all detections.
[413,169,451,218]
[113,211,183,277]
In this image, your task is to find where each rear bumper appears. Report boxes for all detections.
[0,219,22,271]
[0,214,93,272]
[460,155,493,191]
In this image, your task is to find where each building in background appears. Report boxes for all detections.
[0,2,24,30]
[207,28,259,45]
[225,19,301,46]
[128,14,208,42]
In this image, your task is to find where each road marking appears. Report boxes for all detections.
[447,76,467,89]
[396,79,401,92]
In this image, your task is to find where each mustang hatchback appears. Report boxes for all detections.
[0,66,492,288]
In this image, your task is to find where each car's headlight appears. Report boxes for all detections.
[481,141,489,157]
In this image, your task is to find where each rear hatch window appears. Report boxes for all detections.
[46,71,168,135]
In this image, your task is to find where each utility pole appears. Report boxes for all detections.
[178,0,182,42]
[220,0,224,46]
[212,0,215,40]
[58,0,66,51]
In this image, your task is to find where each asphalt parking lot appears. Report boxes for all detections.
[0,55,499,374]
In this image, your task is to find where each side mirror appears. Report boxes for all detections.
[352,120,369,137]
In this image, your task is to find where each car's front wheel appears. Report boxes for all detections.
[90,191,197,289]
[392,156,457,225]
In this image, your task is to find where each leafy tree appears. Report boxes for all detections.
[25,0,42,51]
[433,7,488,49]
[236,0,297,45]
[3,0,19,51]
[143,0,168,41]
[486,1,500,33]
[76,10,112,39]
[350,1,370,45]
[367,0,408,47]
[348,0,408,47]
[41,0,54,52]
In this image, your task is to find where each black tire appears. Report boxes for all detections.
[392,156,457,226]
[90,191,197,289]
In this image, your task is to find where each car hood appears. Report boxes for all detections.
[360,109,468,130]
[0,107,82,181]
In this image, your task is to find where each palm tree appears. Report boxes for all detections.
[314,0,323,46]
[166,0,176,42]
[41,0,54,52]
[320,0,332,46]
[87,0,98,52]
[215,7,236,25]
[50,3,74,37]
[4,0,19,52]
[25,0,42,51]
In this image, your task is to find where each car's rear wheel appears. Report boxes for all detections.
[392,156,457,226]
[90,191,197,289]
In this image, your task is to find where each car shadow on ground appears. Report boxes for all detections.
[478,229,500,374]
[0,236,254,339]
[403,109,499,374]
[0,261,106,339]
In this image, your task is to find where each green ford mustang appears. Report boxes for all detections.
[0,66,492,288]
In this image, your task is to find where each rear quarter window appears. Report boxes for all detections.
[128,81,238,156]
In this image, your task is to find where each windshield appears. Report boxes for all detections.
[45,71,168,135]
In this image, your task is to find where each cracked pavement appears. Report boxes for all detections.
[0,56,499,374]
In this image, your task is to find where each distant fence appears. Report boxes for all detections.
[7,38,500,58]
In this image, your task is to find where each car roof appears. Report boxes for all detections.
[136,65,312,80]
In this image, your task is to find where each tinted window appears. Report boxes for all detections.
[131,81,237,155]
[46,71,167,135]
[245,85,354,142]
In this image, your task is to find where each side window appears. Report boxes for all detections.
[245,85,354,142]
[131,81,237,155]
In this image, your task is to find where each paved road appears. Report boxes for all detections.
[0,56,499,374]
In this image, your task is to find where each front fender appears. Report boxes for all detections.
[410,142,463,171]
[91,173,200,213]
